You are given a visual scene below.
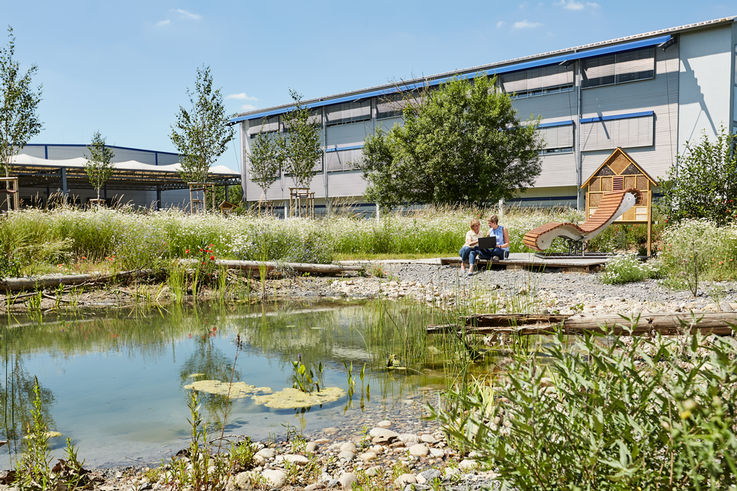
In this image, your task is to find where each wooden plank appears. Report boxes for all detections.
[179,259,364,276]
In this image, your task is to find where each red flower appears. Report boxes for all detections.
[185,249,190,254]
[199,248,203,252]
[210,255,215,260]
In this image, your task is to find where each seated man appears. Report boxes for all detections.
[480,214,510,261]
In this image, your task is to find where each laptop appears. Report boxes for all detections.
[478,236,497,249]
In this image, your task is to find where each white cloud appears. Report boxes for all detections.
[513,19,542,29]
[496,20,505,28]
[155,19,171,27]
[554,0,599,10]
[227,92,259,101]
[174,8,202,21]
[240,104,257,112]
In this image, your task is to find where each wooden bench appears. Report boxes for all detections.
[523,189,641,251]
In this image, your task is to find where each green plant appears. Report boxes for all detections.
[660,127,737,226]
[84,131,115,201]
[14,377,53,489]
[228,438,256,472]
[291,356,323,393]
[360,76,543,208]
[432,325,737,490]
[600,254,660,284]
[280,89,322,190]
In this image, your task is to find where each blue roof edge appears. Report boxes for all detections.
[231,34,671,124]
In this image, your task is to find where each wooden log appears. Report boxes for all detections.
[428,312,737,337]
[0,270,153,293]
[179,259,364,276]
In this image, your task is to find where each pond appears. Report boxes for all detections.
[1,300,463,468]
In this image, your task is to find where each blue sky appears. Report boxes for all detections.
[3,0,735,171]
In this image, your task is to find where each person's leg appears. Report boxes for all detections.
[459,246,470,271]
[490,248,504,260]
[468,247,480,274]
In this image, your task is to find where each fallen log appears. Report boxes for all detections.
[428,312,737,337]
[0,270,154,293]
[179,259,364,277]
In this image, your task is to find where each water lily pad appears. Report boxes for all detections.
[183,380,273,399]
[252,387,345,409]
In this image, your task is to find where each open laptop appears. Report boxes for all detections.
[478,236,497,249]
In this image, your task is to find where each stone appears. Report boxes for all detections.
[313,438,331,445]
[377,420,392,428]
[394,473,417,487]
[398,433,419,444]
[358,451,377,462]
[365,466,382,477]
[459,459,477,471]
[278,454,308,466]
[338,472,356,489]
[369,427,399,440]
[416,469,441,485]
[369,444,384,454]
[337,450,355,461]
[339,441,356,453]
[304,484,323,491]
[306,441,319,453]
[261,469,287,488]
[254,448,275,465]
[444,467,459,479]
[233,471,255,489]
[322,427,339,435]
[408,443,429,457]
[420,434,436,444]
[429,447,445,458]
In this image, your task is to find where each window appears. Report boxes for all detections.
[582,47,655,88]
[581,113,654,151]
[500,64,573,98]
[247,116,279,138]
[537,123,574,154]
[325,147,363,172]
[325,100,371,126]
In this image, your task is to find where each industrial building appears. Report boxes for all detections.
[6,143,240,208]
[232,16,737,209]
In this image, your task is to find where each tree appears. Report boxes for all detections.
[0,26,42,177]
[248,129,284,199]
[170,65,234,184]
[660,127,737,226]
[281,90,321,189]
[84,131,115,200]
[360,76,543,208]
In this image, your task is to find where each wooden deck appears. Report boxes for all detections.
[440,252,610,273]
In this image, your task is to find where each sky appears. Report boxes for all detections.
[2,0,735,171]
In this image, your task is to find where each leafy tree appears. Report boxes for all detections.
[360,76,543,208]
[0,26,42,177]
[248,129,284,199]
[281,89,321,189]
[84,131,115,200]
[170,65,234,184]
[660,127,737,226]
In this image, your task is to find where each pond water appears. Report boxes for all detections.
[0,300,455,468]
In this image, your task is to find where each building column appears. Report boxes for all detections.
[60,167,68,200]
[240,121,250,202]
[322,106,329,216]
[575,60,584,211]
[156,186,161,210]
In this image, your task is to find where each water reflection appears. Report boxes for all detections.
[1,300,451,468]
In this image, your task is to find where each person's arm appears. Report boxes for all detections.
[501,227,510,249]
[466,231,478,247]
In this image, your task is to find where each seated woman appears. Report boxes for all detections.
[482,214,510,260]
[458,218,481,275]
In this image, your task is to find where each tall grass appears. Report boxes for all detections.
[0,204,657,275]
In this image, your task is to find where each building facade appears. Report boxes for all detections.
[232,17,737,209]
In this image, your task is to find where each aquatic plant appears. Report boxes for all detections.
[291,357,323,393]
[14,377,52,489]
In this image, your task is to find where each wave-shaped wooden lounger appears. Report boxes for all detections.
[523,189,641,251]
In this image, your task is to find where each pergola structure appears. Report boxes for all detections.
[6,153,240,208]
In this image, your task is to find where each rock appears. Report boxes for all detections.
[305,484,323,491]
[322,427,339,435]
[313,438,331,445]
[377,420,392,428]
[365,466,382,477]
[339,441,356,453]
[408,443,429,457]
[254,448,275,465]
[459,459,477,471]
[398,433,419,444]
[233,471,255,489]
[338,472,356,489]
[306,441,319,453]
[369,444,384,454]
[444,467,459,479]
[394,473,417,487]
[278,454,309,466]
[358,451,377,462]
[369,427,399,440]
[337,450,355,461]
[420,434,436,444]
[261,469,287,488]
[429,447,445,458]
[416,469,441,485]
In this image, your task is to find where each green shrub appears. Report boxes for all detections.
[432,328,737,490]
[600,254,660,284]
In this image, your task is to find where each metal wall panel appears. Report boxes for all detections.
[157,153,180,165]
[581,114,654,151]
[325,148,364,172]
[17,145,45,158]
[512,91,578,121]
[327,172,368,198]
[111,148,157,164]
[532,152,578,187]
[326,100,371,125]
[538,125,574,149]
[247,116,279,136]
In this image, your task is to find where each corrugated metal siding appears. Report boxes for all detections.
[326,120,374,147]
